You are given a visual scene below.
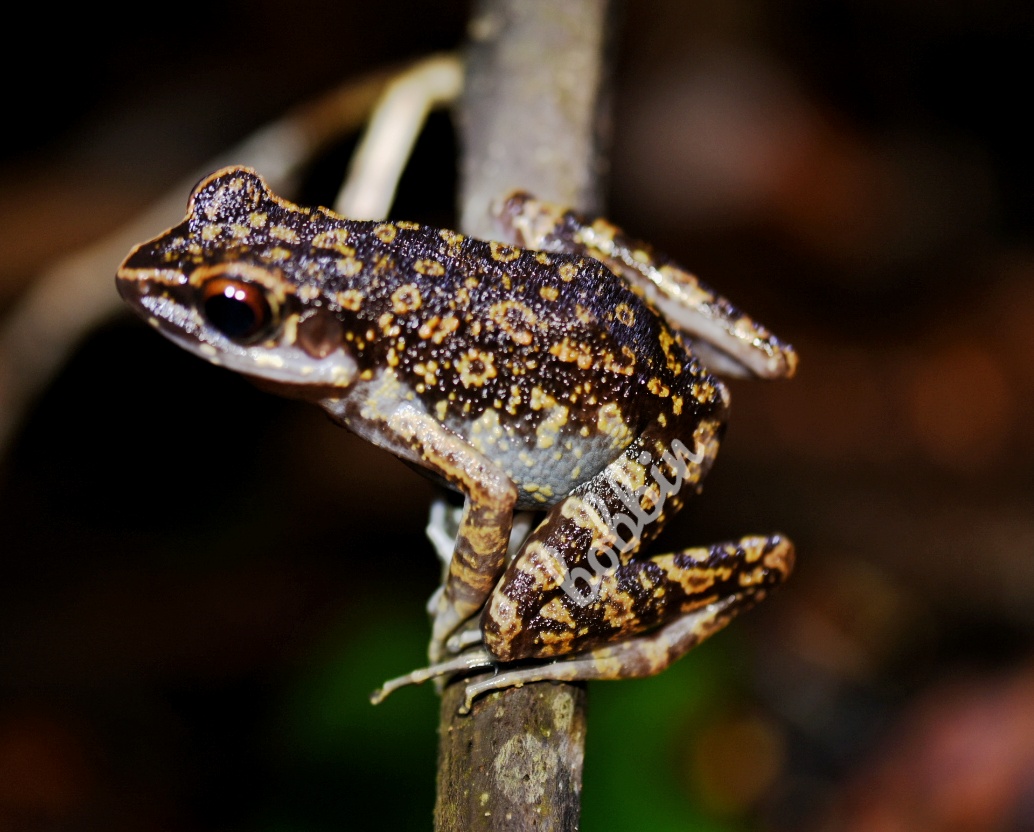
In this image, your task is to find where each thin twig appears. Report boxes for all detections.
[335,55,463,219]
[435,2,617,830]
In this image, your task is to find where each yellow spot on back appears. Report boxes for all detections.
[371,253,395,273]
[558,263,578,282]
[455,348,497,388]
[414,360,440,386]
[597,402,632,447]
[391,284,422,313]
[539,285,559,301]
[414,258,445,276]
[438,228,465,255]
[506,385,522,414]
[313,228,352,253]
[337,289,363,311]
[418,314,459,344]
[614,303,635,326]
[529,387,557,411]
[378,312,401,337]
[337,256,364,277]
[603,345,636,376]
[658,327,681,372]
[488,300,537,346]
[535,405,569,449]
[550,337,594,370]
[647,377,670,397]
[539,597,576,627]
[374,223,397,243]
[270,225,300,243]
[490,241,520,262]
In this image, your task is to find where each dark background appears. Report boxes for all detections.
[1,1,1032,830]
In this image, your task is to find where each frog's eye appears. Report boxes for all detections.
[199,277,278,343]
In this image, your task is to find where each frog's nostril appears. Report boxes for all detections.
[199,277,278,343]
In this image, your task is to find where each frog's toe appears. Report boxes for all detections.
[445,622,484,654]
[429,620,480,664]
[430,598,485,660]
[430,604,466,653]
[371,649,495,705]
[425,584,445,617]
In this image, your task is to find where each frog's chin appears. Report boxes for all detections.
[160,325,359,396]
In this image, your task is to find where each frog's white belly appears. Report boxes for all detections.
[448,405,632,509]
[322,368,635,510]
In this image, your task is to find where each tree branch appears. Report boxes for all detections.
[435,2,617,829]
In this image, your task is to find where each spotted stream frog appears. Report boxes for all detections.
[117,167,797,712]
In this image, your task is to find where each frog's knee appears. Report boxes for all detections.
[480,591,524,663]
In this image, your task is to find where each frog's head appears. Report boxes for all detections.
[116,167,359,398]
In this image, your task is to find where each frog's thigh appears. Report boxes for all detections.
[498,194,796,379]
[588,241,795,379]
[386,407,517,647]
[465,534,793,707]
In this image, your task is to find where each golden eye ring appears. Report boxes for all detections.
[198,277,278,343]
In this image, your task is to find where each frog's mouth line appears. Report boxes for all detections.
[117,271,200,337]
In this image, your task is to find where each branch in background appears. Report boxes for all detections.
[435,2,617,830]
[0,59,429,459]
[335,56,462,219]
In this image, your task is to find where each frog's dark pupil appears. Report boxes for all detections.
[200,279,274,342]
[205,292,257,337]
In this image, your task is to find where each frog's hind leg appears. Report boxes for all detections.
[461,534,793,713]
[369,534,792,710]
[480,413,729,663]
[494,193,797,380]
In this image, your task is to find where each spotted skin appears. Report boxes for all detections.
[117,166,797,709]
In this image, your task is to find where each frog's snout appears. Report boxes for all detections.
[115,269,143,305]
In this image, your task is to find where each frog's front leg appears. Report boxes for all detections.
[496,193,797,380]
[392,408,517,656]
[342,402,517,659]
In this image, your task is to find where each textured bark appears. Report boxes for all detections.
[435,1,617,829]
[458,0,615,234]
[435,681,588,831]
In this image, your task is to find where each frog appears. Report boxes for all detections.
[116,166,797,713]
